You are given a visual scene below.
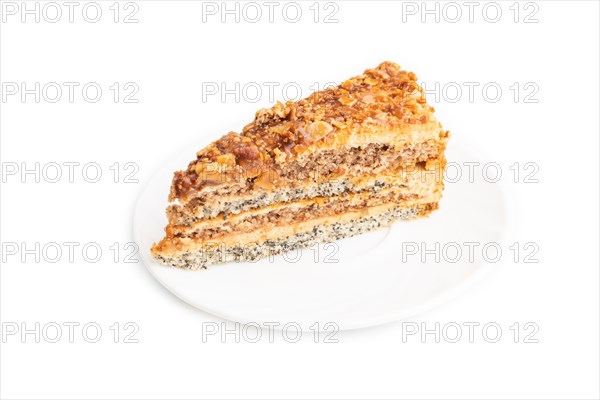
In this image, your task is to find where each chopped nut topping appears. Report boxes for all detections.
[308,121,333,141]
[171,61,438,200]
[362,94,375,104]
[339,97,357,106]
[216,153,236,167]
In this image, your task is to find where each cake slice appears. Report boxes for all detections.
[152,62,449,269]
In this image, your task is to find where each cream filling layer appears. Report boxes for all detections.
[154,200,436,255]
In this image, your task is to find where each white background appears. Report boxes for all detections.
[1,1,599,399]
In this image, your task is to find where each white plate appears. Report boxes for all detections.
[134,144,511,331]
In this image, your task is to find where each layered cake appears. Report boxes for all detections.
[152,62,450,269]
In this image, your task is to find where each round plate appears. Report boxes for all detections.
[134,144,511,330]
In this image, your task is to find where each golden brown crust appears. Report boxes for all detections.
[170,61,443,201]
